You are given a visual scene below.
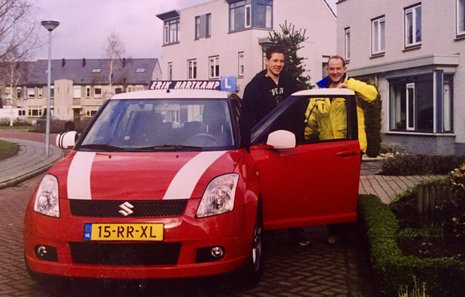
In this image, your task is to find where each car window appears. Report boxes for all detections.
[252,95,357,145]
[79,99,235,151]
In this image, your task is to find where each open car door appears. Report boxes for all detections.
[249,89,361,230]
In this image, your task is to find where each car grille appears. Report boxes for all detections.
[69,199,188,217]
[69,242,181,265]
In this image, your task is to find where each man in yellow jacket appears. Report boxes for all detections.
[304,55,378,153]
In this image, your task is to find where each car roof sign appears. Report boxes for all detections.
[149,80,221,91]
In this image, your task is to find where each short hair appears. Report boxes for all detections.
[327,55,346,67]
[265,46,285,60]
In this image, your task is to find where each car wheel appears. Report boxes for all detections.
[242,206,265,288]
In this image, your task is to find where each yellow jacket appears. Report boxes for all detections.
[304,78,378,152]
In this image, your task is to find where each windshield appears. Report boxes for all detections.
[79,99,235,151]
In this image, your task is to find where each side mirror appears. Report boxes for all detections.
[56,131,78,149]
[266,130,296,149]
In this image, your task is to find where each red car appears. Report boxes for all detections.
[24,86,360,286]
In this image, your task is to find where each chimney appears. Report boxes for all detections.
[62,58,66,67]
[82,58,86,67]
[122,58,126,67]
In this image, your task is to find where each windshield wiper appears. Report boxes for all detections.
[79,144,126,151]
[132,144,203,151]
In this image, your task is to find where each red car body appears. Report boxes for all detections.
[24,88,360,283]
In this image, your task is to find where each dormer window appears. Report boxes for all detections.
[229,0,272,32]
[157,10,181,45]
[92,68,101,73]
[136,68,146,73]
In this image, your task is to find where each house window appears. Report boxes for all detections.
[195,13,212,39]
[188,59,197,79]
[115,87,123,94]
[404,4,422,47]
[4,87,12,99]
[195,16,201,39]
[73,86,81,98]
[238,52,245,77]
[27,87,35,99]
[28,107,43,117]
[85,86,91,98]
[229,0,272,32]
[94,86,102,98]
[168,62,173,80]
[209,56,220,79]
[164,18,180,45]
[245,4,252,28]
[37,87,43,99]
[344,27,350,60]
[372,16,385,55]
[16,87,22,99]
[458,0,465,36]
[136,68,145,73]
[91,68,101,73]
[50,86,54,98]
[389,75,444,133]
[206,13,211,37]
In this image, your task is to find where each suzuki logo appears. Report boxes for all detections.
[118,202,134,216]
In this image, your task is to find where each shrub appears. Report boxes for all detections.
[380,142,406,154]
[381,154,465,175]
[359,194,465,297]
[365,97,382,157]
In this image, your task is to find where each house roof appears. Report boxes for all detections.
[25,58,159,86]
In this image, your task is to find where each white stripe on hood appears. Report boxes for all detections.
[163,151,225,199]
[67,152,96,200]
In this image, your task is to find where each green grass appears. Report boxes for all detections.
[0,140,19,161]
[0,125,31,131]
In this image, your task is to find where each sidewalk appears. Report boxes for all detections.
[0,137,63,189]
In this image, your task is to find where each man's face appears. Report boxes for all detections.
[266,53,285,77]
[327,58,346,83]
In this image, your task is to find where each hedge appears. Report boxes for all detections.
[358,194,465,297]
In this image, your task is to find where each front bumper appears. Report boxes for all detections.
[24,198,256,279]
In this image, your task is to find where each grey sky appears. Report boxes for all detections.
[32,0,336,60]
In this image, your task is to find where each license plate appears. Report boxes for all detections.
[84,223,163,241]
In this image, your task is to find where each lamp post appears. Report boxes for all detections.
[41,20,60,157]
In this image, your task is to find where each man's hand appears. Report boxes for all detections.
[337,82,348,88]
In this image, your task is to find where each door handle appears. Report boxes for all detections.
[336,150,359,157]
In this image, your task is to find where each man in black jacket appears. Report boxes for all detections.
[239,46,309,246]
[239,46,302,147]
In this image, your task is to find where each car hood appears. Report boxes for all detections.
[55,150,241,200]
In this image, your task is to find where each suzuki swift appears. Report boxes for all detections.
[24,86,361,286]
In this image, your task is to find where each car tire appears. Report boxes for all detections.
[241,206,265,288]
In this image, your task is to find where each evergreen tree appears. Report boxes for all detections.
[268,21,311,87]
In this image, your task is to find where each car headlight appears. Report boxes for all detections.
[33,174,59,217]
[196,173,239,218]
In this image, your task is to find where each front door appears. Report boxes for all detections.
[250,94,361,230]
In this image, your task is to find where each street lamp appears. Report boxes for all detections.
[41,20,60,157]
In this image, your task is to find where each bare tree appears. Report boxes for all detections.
[0,0,39,107]
[105,32,125,98]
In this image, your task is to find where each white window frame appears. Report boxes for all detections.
[27,87,35,99]
[404,4,422,47]
[206,13,211,37]
[73,86,81,98]
[406,83,415,130]
[85,86,91,98]
[372,16,385,55]
[238,52,245,77]
[458,0,465,36]
[344,27,350,61]
[94,86,102,98]
[208,56,220,79]
[195,16,201,39]
[37,87,43,99]
[245,4,252,28]
[187,59,197,80]
[164,18,180,45]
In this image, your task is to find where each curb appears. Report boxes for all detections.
[0,158,61,190]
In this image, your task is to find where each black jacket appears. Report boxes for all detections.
[239,70,302,146]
